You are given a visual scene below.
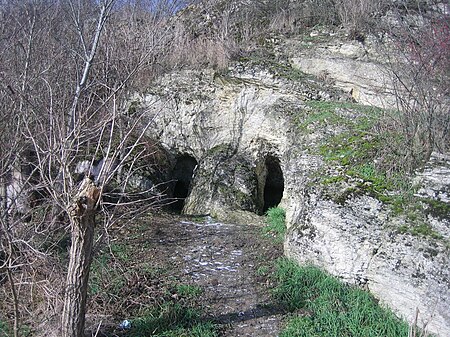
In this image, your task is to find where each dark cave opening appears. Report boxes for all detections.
[170,155,198,212]
[262,156,284,214]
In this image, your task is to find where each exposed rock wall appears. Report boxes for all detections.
[285,194,450,335]
[284,32,396,108]
[140,69,300,216]
[139,67,449,336]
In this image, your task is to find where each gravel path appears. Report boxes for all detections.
[173,217,284,336]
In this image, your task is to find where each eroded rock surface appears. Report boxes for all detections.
[282,30,396,108]
[415,152,450,204]
[285,195,450,335]
[137,49,449,335]
[140,67,324,218]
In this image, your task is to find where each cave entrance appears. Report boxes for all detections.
[170,155,198,212]
[260,156,284,214]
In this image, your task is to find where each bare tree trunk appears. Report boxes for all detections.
[0,177,6,218]
[67,1,114,135]
[61,178,100,337]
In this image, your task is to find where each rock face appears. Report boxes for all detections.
[6,168,30,214]
[139,58,449,335]
[284,31,396,108]
[140,67,322,217]
[285,195,450,335]
[415,152,450,204]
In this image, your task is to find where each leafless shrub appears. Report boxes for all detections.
[0,0,180,335]
[377,1,449,172]
[409,307,431,337]
[335,0,389,38]
[164,21,237,69]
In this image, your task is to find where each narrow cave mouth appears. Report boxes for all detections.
[170,155,198,212]
[262,156,284,214]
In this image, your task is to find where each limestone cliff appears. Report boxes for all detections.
[135,32,449,336]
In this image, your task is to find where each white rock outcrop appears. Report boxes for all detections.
[140,65,449,336]
[285,194,449,335]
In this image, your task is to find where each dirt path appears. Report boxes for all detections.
[90,213,284,336]
[174,216,284,336]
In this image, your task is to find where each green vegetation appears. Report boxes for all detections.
[300,101,405,201]
[0,320,9,337]
[421,199,450,220]
[272,259,413,337]
[110,243,131,262]
[0,320,30,337]
[127,281,214,336]
[89,243,134,297]
[300,100,448,242]
[88,242,217,337]
[312,101,401,200]
[207,143,231,156]
[173,284,203,299]
[256,265,270,276]
[263,207,286,243]
[89,249,127,297]
[409,223,443,240]
[259,208,431,336]
[299,101,380,130]
[129,302,217,337]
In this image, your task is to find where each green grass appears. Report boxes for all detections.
[382,194,446,242]
[304,102,443,229]
[0,320,31,337]
[110,243,131,262]
[0,320,9,337]
[173,284,203,299]
[272,258,414,337]
[263,207,286,243]
[89,243,132,296]
[89,238,216,336]
[303,102,393,196]
[421,199,450,220]
[409,223,443,240]
[299,101,381,130]
[127,302,217,337]
[256,265,270,276]
[89,250,126,296]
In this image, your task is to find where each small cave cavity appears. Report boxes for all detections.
[170,155,198,213]
[259,156,284,215]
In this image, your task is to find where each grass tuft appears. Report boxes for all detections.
[263,207,286,242]
[0,320,9,337]
[173,284,203,299]
[128,302,217,337]
[273,258,416,337]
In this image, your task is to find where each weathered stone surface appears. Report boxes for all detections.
[140,68,305,216]
[285,195,450,335]
[6,168,30,214]
[139,63,449,336]
[415,152,450,203]
[183,146,259,216]
[284,33,396,108]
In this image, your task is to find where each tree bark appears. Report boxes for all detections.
[61,178,100,337]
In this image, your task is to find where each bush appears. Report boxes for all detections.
[335,0,389,38]
[378,1,449,171]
